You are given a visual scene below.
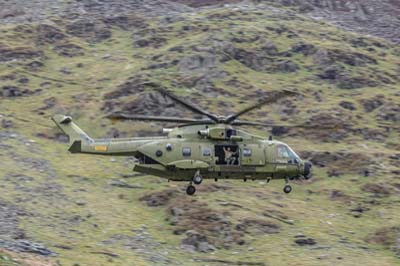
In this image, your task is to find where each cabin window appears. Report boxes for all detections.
[243,148,252,157]
[166,143,172,151]
[182,147,191,157]
[202,147,211,156]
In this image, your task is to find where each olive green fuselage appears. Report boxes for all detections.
[52,115,306,182]
[67,124,304,182]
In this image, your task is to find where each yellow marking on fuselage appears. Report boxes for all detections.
[95,145,108,151]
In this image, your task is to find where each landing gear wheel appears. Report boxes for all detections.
[283,185,292,194]
[193,174,203,185]
[186,185,196,195]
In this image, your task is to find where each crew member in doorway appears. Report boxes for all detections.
[223,147,237,165]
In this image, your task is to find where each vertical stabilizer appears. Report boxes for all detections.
[51,114,92,152]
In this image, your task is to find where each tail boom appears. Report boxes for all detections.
[52,114,149,156]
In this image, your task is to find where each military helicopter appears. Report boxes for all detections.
[52,88,312,195]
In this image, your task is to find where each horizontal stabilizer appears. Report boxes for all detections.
[68,140,82,153]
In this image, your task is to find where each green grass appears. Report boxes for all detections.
[0,252,20,266]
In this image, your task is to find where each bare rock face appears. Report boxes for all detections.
[1,0,400,45]
[0,199,53,256]
[269,0,400,44]
[224,47,299,73]
[361,183,392,197]
[360,96,385,112]
[313,48,377,67]
[134,37,167,48]
[312,47,384,89]
[178,54,218,74]
[291,42,316,56]
[0,45,43,62]
[171,203,244,250]
[140,189,245,250]
[24,61,44,71]
[0,7,26,20]
[261,41,279,55]
[294,236,316,246]
[103,76,149,100]
[367,226,400,257]
[140,189,180,207]
[336,74,380,89]
[235,219,280,234]
[1,86,32,97]
[102,14,148,30]
[36,24,66,45]
[377,103,400,123]
[297,112,353,142]
[300,151,374,176]
[0,200,23,241]
[170,0,241,7]
[180,230,215,253]
[0,0,193,25]
[103,90,191,118]
[66,19,111,42]
[339,101,356,111]
[53,44,84,57]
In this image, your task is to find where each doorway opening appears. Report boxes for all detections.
[215,144,239,165]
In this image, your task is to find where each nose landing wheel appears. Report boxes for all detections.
[186,184,196,195]
[283,184,292,194]
[193,174,203,185]
[193,170,203,185]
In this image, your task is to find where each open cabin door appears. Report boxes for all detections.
[215,144,239,166]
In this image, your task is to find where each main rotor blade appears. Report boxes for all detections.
[232,120,351,130]
[177,121,218,127]
[225,89,298,124]
[107,113,214,124]
[231,121,276,127]
[232,120,303,127]
[156,88,220,122]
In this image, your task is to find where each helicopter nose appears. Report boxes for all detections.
[303,161,312,179]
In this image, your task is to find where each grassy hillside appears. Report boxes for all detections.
[0,2,399,266]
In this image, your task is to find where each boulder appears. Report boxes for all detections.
[36,24,65,44]
[181,230,215,253]
[1,86,31,97]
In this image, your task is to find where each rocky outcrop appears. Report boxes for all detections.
[271,0,400,44]
[0,199,53,256]
[66,19,111,42]
[0,45,43,62]
[367,227,400,257]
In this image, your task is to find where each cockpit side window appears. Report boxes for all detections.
[277,144,299,160]
[277,144,289,158]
